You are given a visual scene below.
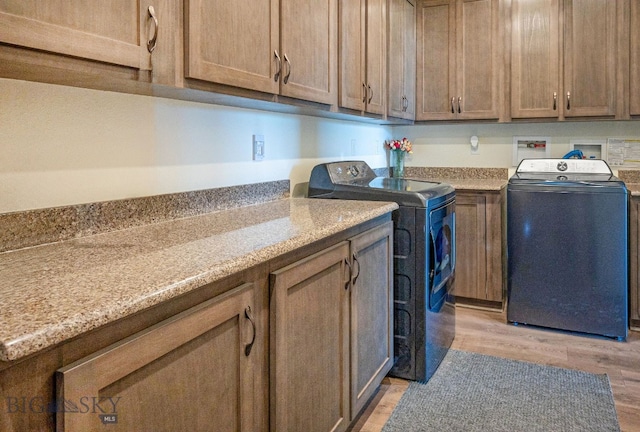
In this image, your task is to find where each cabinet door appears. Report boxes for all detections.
[280,0,337,105]
[456,0,500,119]
[56,283,260,432]
[270,242,350,432]
[339,0,366,111]
[388,0,416,120]
[0,2,154,71]
[563,0,616,117]
[455,192,503,304]
[631,0,640,116]
[349,222,394,419]
[185,0,279,94]
[511,0,560,118]
[365,0,387,115]
[416,0,456,120]
[402,0,416,119]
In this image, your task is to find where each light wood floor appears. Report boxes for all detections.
[349,306,640,432]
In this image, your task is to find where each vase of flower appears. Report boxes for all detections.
[385,138,412,178]
[391,149,406,178]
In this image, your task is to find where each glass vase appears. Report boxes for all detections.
[391,150,406,178]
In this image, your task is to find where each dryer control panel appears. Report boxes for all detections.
[515,158,612,175]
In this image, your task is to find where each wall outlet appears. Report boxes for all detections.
[253,134,265,161]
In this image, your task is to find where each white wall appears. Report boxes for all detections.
[394,121,640,169]
[0,79,389,213]
[3,78,640,213]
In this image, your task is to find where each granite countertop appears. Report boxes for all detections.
[0,198,397,363]
[624,184,640,196]
[405,167,508,191]
[416,178,507,191]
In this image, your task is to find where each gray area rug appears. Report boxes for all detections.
[382,350,620,432]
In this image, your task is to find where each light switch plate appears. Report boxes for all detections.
[253,134,264,161]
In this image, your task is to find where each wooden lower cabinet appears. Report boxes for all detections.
[349,222,394,418]
[629,197,640,329]
[455,190,504,308]
[270,242,351,432]
[56,283,261,432]
[270,222,394,432]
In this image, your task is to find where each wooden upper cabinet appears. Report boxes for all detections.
[339,0,386,115]
[388,0,416,120]
[510,0,560,118]
[280,0,338,105]
[630,0,640,116]
[457,0,500,119]
[184,0,279,94]
[185,0,336,105]
[416,0,455,120]
[511,0,617,119]
[563,0,617,117]
[339,0,367,111]
[416,0,500,121]
[366,0,387,115]
[0,1,155,71]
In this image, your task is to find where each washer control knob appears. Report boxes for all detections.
[348,165,360,177]
[557,161,568,172]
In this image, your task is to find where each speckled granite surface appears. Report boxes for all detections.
[405,167,508,191]
[617,170,640,196]
[0,180,290,253]
[0,198,397,362]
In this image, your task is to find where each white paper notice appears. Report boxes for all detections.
[607,139,640,167]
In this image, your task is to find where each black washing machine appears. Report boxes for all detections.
[308,161,456,382]
[507,158,628,340]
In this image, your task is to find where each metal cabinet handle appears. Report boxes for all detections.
[147,6,158,53]
[352,253,361,285]
[553,92,557,111]
[244,306,256,356]
[566,91,571,110]
[344,258,353,290]
[283,54,291,84]
[451,97,455,113]
[457,96,462,113]
[274,50,282,82]
[368,85,373,104]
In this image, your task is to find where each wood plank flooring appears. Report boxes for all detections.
[349,306,640,432]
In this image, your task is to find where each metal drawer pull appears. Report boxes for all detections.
[553,92,557,110]
[566,91,571,110]
[283,54,291,84]
[352,254,361,285]
[344,258,353,290]
[244,306,256,356]
[274,50,282,82]
[147,6,158,53]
